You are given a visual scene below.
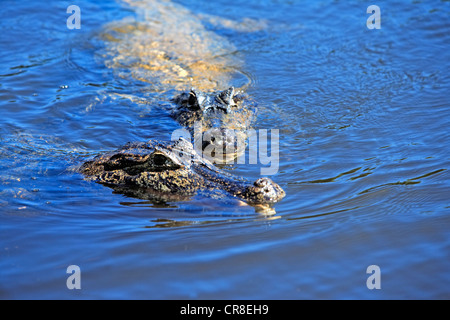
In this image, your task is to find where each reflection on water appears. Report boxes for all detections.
[120,195,278,216]
[146,213,280,229]
[0,0,449,299]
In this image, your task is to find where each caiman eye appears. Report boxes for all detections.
[152,153,167,166]
[148,151,181,171]
[188,91,198,108]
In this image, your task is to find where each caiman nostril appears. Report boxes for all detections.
[254,178,268,187]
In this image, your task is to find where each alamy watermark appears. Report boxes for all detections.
[367,5,381,29]
[66,5,380,30]
[171,123,280,176]
[66,265,81,290]
[65,264,382,291]
[67,5,81,29]
[366,265,381,289]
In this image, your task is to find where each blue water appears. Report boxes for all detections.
[1,0,449,299]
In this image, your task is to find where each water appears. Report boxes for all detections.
[1,0,449,299]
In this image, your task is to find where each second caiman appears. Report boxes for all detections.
[80,137,285,205]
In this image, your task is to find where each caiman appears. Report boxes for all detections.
[80,138,285,205]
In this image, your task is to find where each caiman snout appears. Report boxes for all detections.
[242,177,286,204]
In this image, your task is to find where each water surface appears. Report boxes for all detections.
[1,0,449,299]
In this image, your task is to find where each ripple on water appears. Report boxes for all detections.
[1,0,449,299]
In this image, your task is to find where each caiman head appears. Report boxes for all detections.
[80,138,285,205]
[172,87,256,164]
[175,87,242,113]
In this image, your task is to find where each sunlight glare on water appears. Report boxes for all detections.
[0,0,449,299]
